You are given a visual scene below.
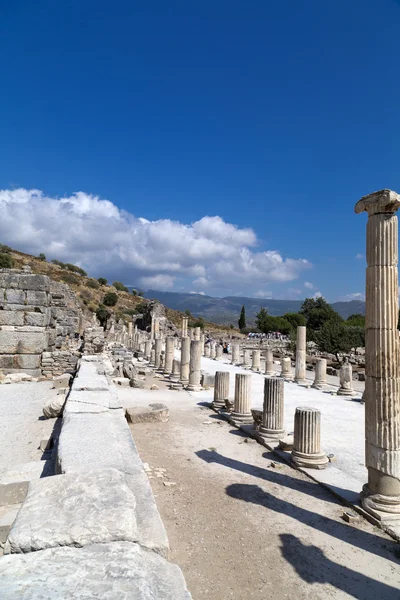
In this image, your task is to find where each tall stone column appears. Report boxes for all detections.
[215,344,223,361]
[291,407,328,469]
[187,340,202,391]
[150,349,155,365]
[231,344,240,365]
[180,336,190,385]
[280,357,293,381]
[243,349,251,368]
[182,316,188,337]
[312,358,327,389]
[264,349,275,376]
[294,326,307,384]
[251,350,261,372]
[231,373,253,426]
[154,338,162,370]
[144,340,152,361]
[212,371,230,410]
[194,326,201,341]
[356,189,400,519]
[164,337,174,375]
[259,377,285,441]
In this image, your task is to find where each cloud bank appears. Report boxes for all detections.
[0,189,311,294]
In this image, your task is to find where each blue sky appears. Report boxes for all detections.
[1,0,399,301]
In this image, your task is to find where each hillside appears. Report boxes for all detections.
[144,290,365,325]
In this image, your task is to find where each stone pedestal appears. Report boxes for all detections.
[170,359,181,382]
[294,326,307,384]
[337,358,354,396]
[212,371,230,410]
[144,340,152,361]
[312,358,328,389]
[187,340,202,392]
[243,349,251,368]
[163,337,174,375]
[231,344,240,365]
[154,339,162,370]
[259,377,285,441]
[231,374,253,426]
[251,350,261,372]
[204,344,211,358]
[356,189,400,519]
[264,349,275,376]
[180,336,190,385]
[280,357,293,380]
[215,345,223,361]
[210,341,216,360]
[291,407,328,469]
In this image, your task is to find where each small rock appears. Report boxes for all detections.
[43,396,66,419]
[342,510,360,524]
[150,384,159,391]
[244,438,256,444]
[163,482,176,487]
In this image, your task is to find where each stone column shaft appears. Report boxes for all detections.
[231,344,240,365]
[164,337,174,374]
[312,358,328,389]
[231,373,253,425]
[215,345,223,360]
[171,359,181,382]
[144,340,152,361]
[210,341,216,360]
[204,344,211,358]
[187,340,202,391]
[154,339,162,370]
[180,336,190,385]
[294,326,307,384]
[280,357,293,380]
[338,360,354,395]
[259,377,285,440]
[243,349,251,367]
[265,349,274,376]
[212,371,230,410]
[194,326,201,341]
[252,350,261,372]
[291,407,328,469]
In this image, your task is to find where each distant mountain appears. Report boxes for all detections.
[143,290,365,325]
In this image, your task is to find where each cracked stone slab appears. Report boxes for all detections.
[5,469,138,554]
[66,388,122,410]
[126,403,170,424]
[0,542,192,599]
[72,372,109,391]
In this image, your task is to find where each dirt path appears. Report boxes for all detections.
[129,394,400,600]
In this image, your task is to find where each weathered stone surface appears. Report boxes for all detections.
[0,461,54,485]
[0,505,21,544]
[53,373,72,389]
[0,331,48,354]
[0,542,192,599]
[5,469,139,554]
[67,389,121,410]
[43,395,66,419]
[0,311,24,326]
[130,378,145,389]
[0,482,28,506]
[73,372,109,391]
[126,404,169,424]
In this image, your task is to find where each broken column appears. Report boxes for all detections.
[231,373,253,426]
[259,377,285,441]
[294,326,307,384]
[337,357,354,396]
[291,407,328,469]
[204,344,211,358]
[215,344,223,361]
[144,340,152,361]
[154,338,162,370]
[356,189,400,519]
[212,371,230,410]
[170,359,181,382]
[210,341,216,359]
[180,336,190,386]
[243,349,251,368]
[194,326,201,341]
[187,339,202,392]
[312,358,328,389]
[164,337,175,375]
[251,350,261,372]
[264,348,275,376]
[231,344,240,365]
[280,357,293,380]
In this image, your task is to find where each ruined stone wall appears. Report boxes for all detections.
[49,280,83,349]
[41,350,81,377]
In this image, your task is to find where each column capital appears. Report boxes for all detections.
[355,189,400,216]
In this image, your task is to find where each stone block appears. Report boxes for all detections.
[26,290,48,305]
[0,311,24,326]
[5,469,139,554]
[201,373,215,387]
[16,274,49,291]
[53,373,72,389]
[0,331,48,354]
[0,505,21,544]
[5,289,26,304]
[0,461,53,485]
[0,482,29,506]
[24,312,47,326]
[43,396,66,419]
[0,542,192,599]
[66,389,121,410]
[126,404,170,424]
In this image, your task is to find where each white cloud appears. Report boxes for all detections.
[339,292,365,302]
[304,281,314,289]
[313,291,323,299]
[0,188,312,294]
[355,253,364,260]
[189,291,205,295]
[254,290,273,298]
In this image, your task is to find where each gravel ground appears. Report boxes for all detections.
[0,381,58,479]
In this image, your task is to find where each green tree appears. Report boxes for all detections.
[87,279,100,289]
[0,244,12,253]
[184,309,191,317]
[98,277,108,286]
[113,281,128,292]
[38,253,46,261]
[0,253,14,268]
[138,291,144,297]
[193,316,205,330]
[315,320,353,362]
[255,307,268,331]
[103,291,118,307]
[282,312,306,330]
[131,289,138,296]
[346,313,365,327]
[96,304,111,327]
[300,297,342,333]
[238,305,246,330]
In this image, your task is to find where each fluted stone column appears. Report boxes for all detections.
[212,371,230,410]
[337,358,354,396]
[180,336,190,385]
[294,326,307,384]
[252,350,261,372]
[164,337,175,375]
[259,377,285,441]
[154,338,162,370]
[210,341,216,360]
[182,316,188,337]
[170,359,181,382]
[280,357,293,380]
[144,340,152,361]
[215,344,223,361]
[291,407,328,469]
[265,349,275,376]
[356,189,400,519]
[231,373,253,425]
[243,349,251,368]
[231,344,240,365]
[187,340,202,391]
[312,358,328,389]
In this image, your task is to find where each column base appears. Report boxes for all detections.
[294,378,308,385]
[280,374,294,381]
[211,399,226,410]
[291,449,329,470]
[312,381,328,390]
[337,388,354,396]
[186,384,202,392]
[265,371,275,377]
[258,426,285,441]
[361,485,400,521]
[230,412,253,426]
[180,378,189,386]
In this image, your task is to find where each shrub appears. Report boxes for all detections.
[60,272,81,286]
[96,304,111,326]
[98,277,108,286]
[0,253,14,269]
[87,279,100,289]
[0,244,12,253]
[103,291,118,307]
[131,289,138,296]
[113,281,129,292]
[65,263,87,277]
[138,291,144,297]
[51,259,64,267]
[80,289,92,302]
[38,253,46,261]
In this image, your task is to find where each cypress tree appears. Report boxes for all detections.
[238,305,246,330]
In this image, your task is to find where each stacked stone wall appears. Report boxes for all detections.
[41,350,81,377]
